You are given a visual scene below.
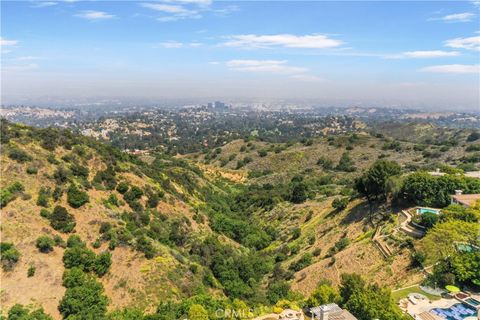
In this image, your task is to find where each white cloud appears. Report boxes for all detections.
[445,36,480,51]
[0,38,18,46]
[214,5,239,16]
[420,64,480,74]
[162,0,212,5]
[32,2,58,8]
[222,34,343,49]
[401,50,461,58]
[158,41,184,48]
[155,41,202,48]
[440,12,475,22]
[141,3,189,13]
[140,2,201,21]
[75,10,115,20]
[226,60,308,74]
[16,56,41,61]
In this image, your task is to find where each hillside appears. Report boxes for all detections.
[1,120,479,320]
[0,121,223,317]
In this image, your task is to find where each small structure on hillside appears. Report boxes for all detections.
[451,190,480,207]
[309,304,357,320]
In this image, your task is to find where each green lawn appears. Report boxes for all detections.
[391,285,442,302]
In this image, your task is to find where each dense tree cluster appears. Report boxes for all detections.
[400,172,480,207]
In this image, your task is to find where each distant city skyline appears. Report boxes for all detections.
[1,0,479,110]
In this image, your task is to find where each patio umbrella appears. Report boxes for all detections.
[445,285,460,293]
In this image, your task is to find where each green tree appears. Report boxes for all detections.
[188,304,209,320]
[418,212,439,229]
[306,283,341,307]
[355,160,401,203]
[116,182,129,194]
[450,252,480,284]
[339,273,404,320]
[36,235,55,253]
[63,246,97,272]
[335,152,355,172]
[58,270,108,319]
[7,304,53,320]
[94,251,112,277]
[1,242,20,271]
[67,184,89,208]
[50,206,76,233]
[267,281,291,304]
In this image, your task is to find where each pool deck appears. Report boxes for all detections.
[406,297,459,317]
[405,295,480,319]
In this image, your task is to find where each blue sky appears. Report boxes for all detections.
[1,0,479,109]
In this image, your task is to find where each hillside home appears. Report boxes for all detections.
[309,304,357,320]
[451,190,480,208]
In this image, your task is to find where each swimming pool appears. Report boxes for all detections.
[430,303,477,320]
[417,207,440,215]
[465,297,480,307]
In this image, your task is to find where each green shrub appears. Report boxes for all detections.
[58,269,108,319]
[36,235,55,253]
[26,166,38,175]
[124,186,143,202]
[317,156,334,170]
[92,239,101,249]
[50,206,76,233]
[290,253,313,271]
[36,187,51,207]
[6,304,52,320]
[147,193,160,208]
[329,238,350,256]
[8,147,32,163]
[63,247,97,272]
[27,265,36,277]
[1,242,20,271]
[105,193,119,207]
[52,186,63,201]
[332,197,349,211]
[99,222,112,234]
[0,188,15,208]
[291,227,301,240]
[258,149,268,157]
[67,235,86,248]
[67,184,89,208]
[47,154,59,164]
[0,182,25,208]
[53,235,66,248]
[53,166,69,184]
[116,182,129,194]
[467,132,480,142]
[70,163,89,178]
[40,208,51,219]
[94,252,112,276]
[335,152,355,172]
